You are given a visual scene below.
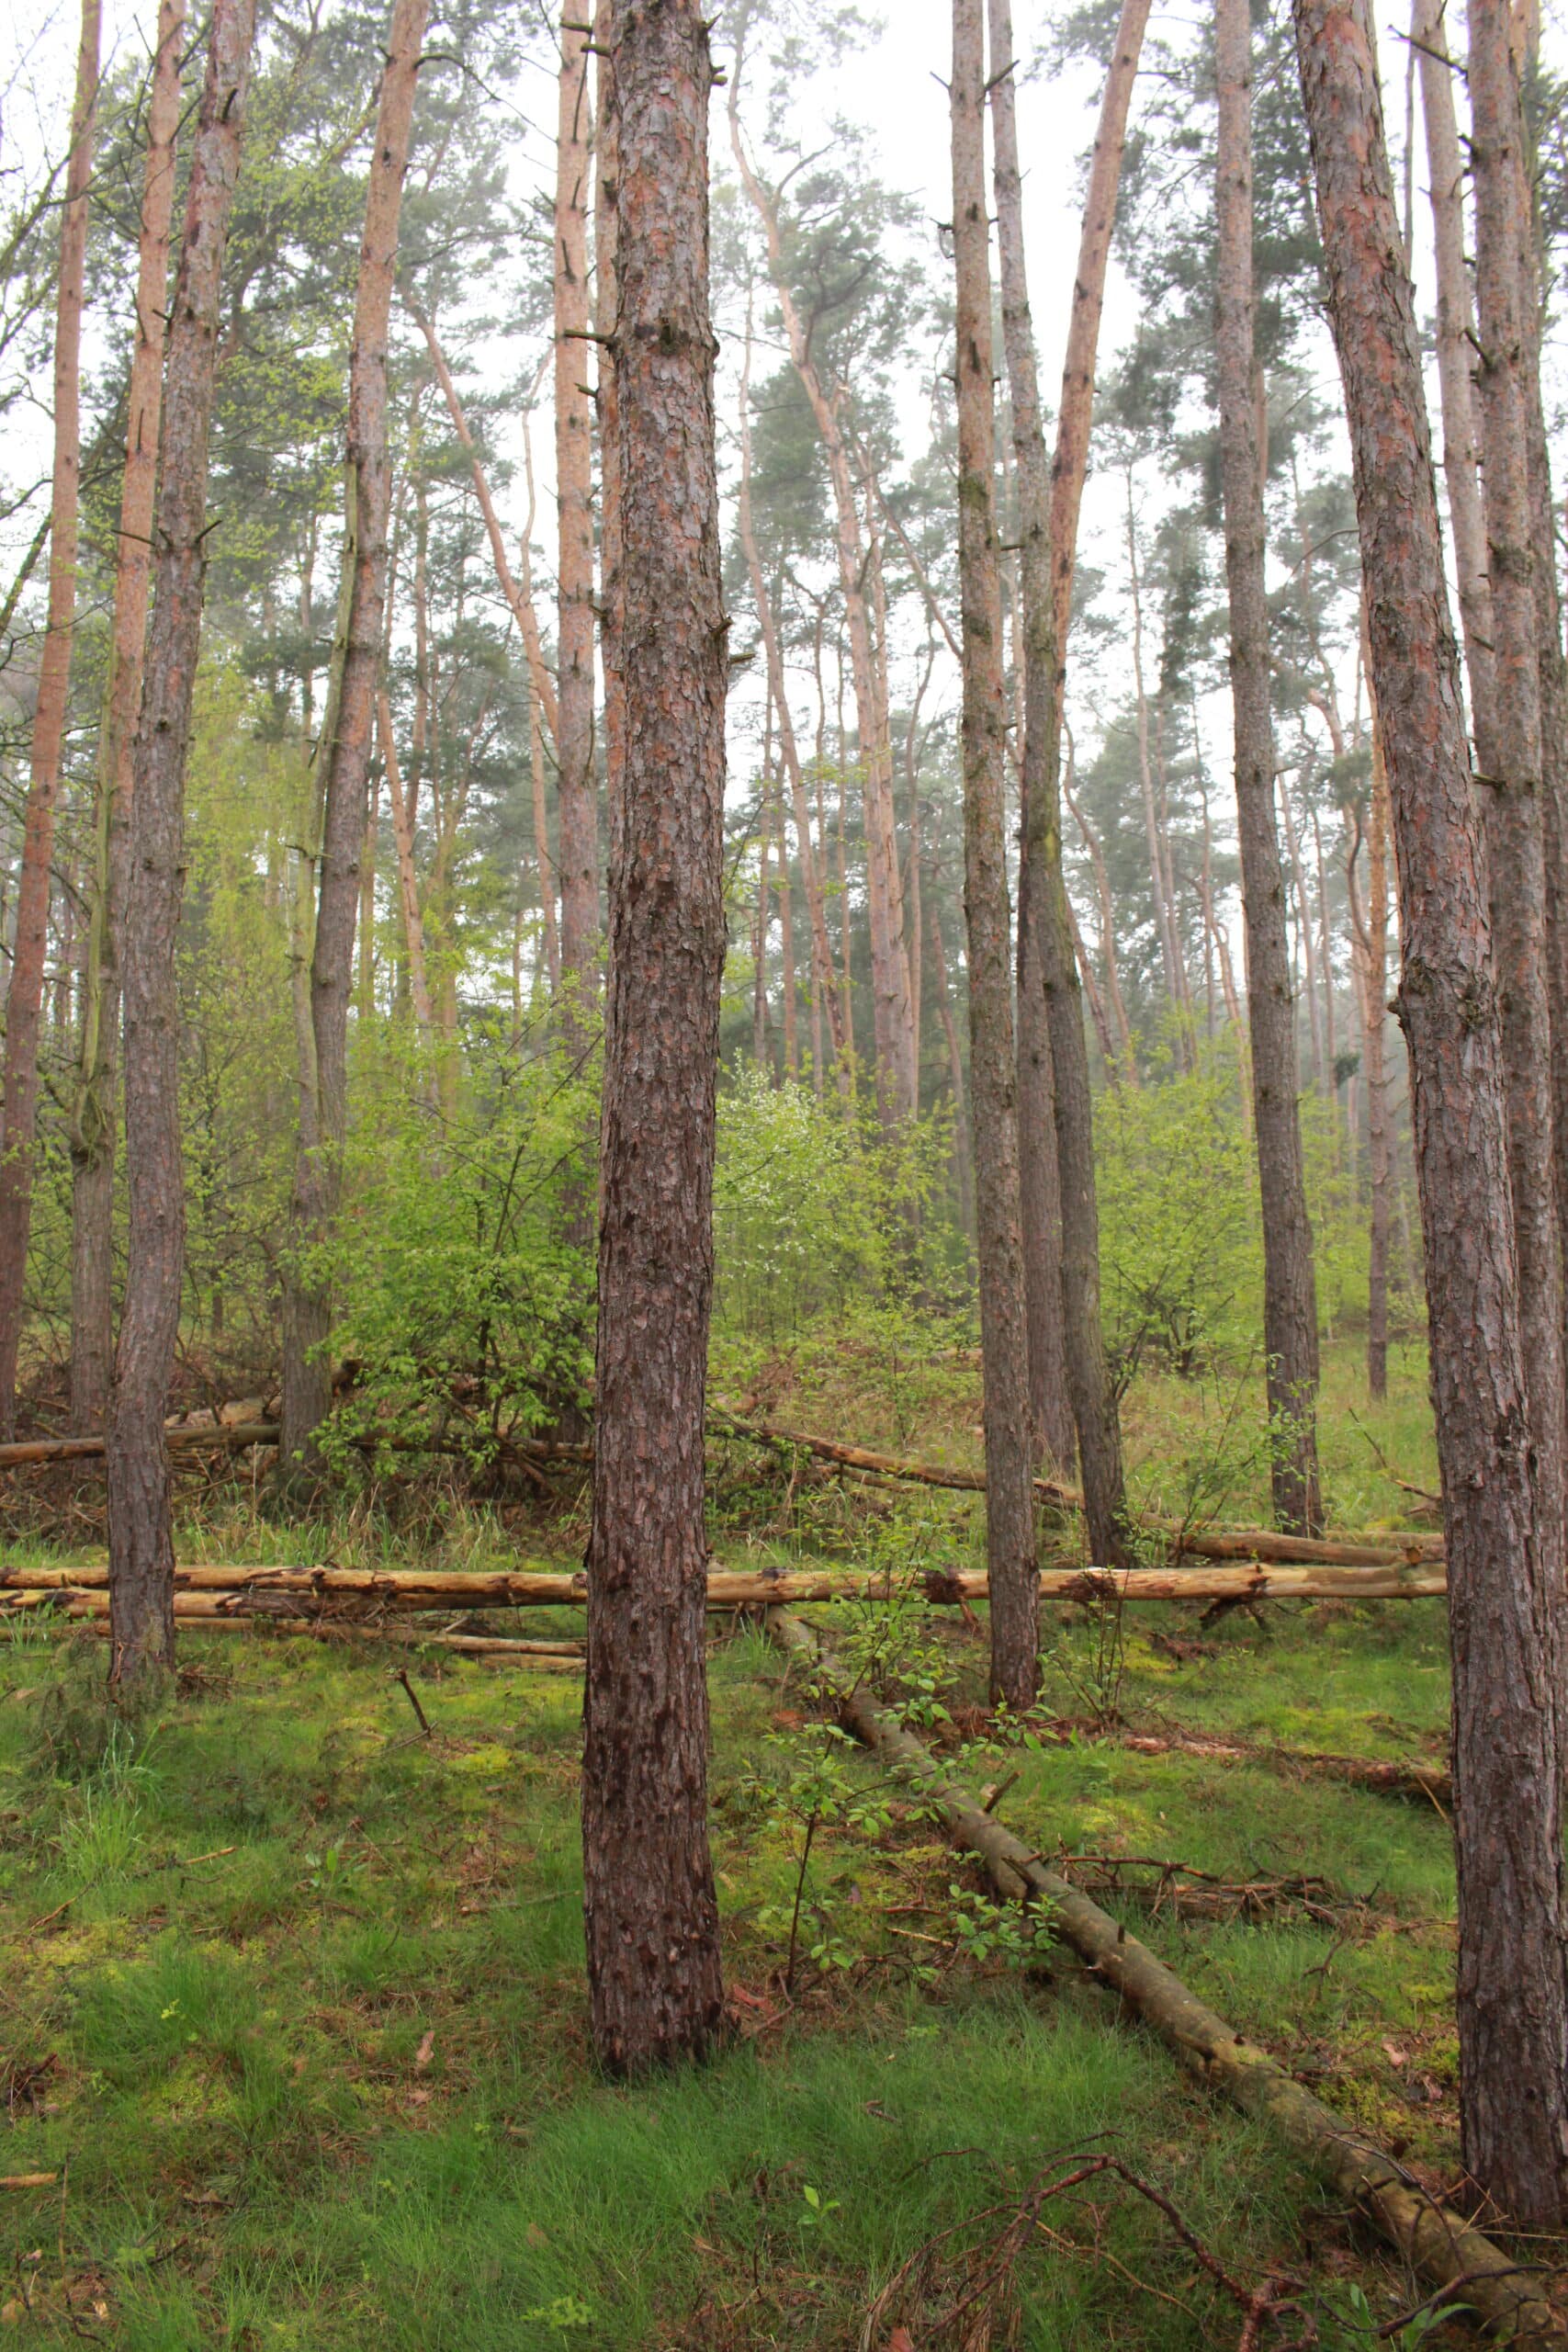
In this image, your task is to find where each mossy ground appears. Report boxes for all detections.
[0,1339,1515,2347]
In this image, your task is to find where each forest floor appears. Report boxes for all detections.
[0,1334,1510,2350]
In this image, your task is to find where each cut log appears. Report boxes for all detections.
[0,1563,1450,1611]
[765,1607,1561,2348]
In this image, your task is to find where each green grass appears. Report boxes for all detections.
[0,1577,1476,2350]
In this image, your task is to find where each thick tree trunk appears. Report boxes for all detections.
[68,0,182,1436]
[1296,0,1568,2228]
[988,0,1073,1476]
[582,0,726,2075]
[0,0,99,1437]
[554,8,600,1001]
[1215,0,1323,1534]
[107,0,254,1688]
[1467,0,1568,1590]
[991,0,1141,1562]
[279,0,428,1487]
[951,0,1039,1713]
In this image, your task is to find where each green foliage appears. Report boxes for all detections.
[316,1019,596,1463]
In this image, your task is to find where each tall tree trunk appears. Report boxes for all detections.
[0,0,99,1436]
[776,791,797,1080]
[68,0,182,1436]
[991,0,1138,1560]
[1414,0,1499,769]
[278,0,429,1486]
[554,8,600,1001]
[988,0,1073,1474]
[519,401,561,996]
[1363,733,1392,1397]
[1467,0,1568,1592]
[582,0,726,2075]
[1296,0,1568,2228]
[1216,0,1323,1534]
[1126,481,1180,1007]
[952,0,1038,1712]
[107,0,254,1687]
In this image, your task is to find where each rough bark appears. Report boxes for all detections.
[278,0,429,1487]
[554,7,601,1002]
[1296,0,1568,2228]
[988,0,1074,1476]
[68,0,182,1436]
[1468,0,1568,1603]
[0,0,99,1437]
[1215,0,1323,1534]
[581,0,726,2075]
[951,0,1039,1713]
[107,0,254,1688]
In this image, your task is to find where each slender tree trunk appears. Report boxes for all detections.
[68,0,181,1436]
[0,0,99,1436]
[951,0,1038,1710]
[1363,729,1392,1397]
[929,900,976,1240]
[1216,0,1323,1533]
[1297,0,1568,2227]
[988,0,1073,1473]
[1126,482,1180,1006]
[107,0,254,1687]
[776,792,797,1080]
[412,305,559,748]
[728,27,915,1124]
[519,401,561,996]
[1467,0,1568,1585]
[1063,752,1135,1074]
[278,0,429,1487]
[991,0,1138,1561]
[1279,772,1325,1092]
[1414,0,1499,768]
[736,305,843,1067]
[378,695,434,1028]
[555,7,600,1000]
[582,0,726,2075]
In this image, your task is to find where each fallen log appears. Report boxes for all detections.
[1108,1732,1450,1808]
[0,1561,1450,1612]
[766,1607,1562,2348]
[0,1422,279,1469]
[74,1612,584,1664]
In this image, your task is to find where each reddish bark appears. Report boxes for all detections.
[68,0,183,1435]
[107,0,255,1686]
[1296,0,1568,2227]
[581,0,726,2074]
[0,0,99,1437]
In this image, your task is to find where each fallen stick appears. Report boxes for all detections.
[0,1562,1450,1612]
[0,2175,58,2191]
[766,1608,1562,2348]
